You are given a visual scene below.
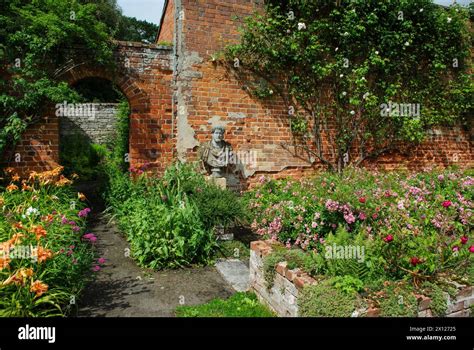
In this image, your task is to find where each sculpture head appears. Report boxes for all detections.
[211,126,225,143]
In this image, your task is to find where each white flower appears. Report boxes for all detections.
[287,29,291,33]
[447,17,452,23]
[342,91,347,96]
[361,77,366,81]
[350,110,355,115]
[297,22,306,31]
[404,41,410,46]
[335,47,339,52]
[419,8,423,12]
[375,51,379,55]
[25,207,39,216]
[339,74,344,78]
[363,92,370,99]
[269,89,274,95]
[343,32,349,36]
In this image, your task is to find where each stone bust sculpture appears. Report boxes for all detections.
[199,126,233,178]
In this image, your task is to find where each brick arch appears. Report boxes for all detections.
[5,42,174,176]
[63,66,150,114]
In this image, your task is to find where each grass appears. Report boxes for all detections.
[175,292,275,317]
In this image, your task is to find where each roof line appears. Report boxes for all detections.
[155,0,170,43]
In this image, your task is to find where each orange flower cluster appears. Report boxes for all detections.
[30,280,48,297]
[28,166,71,187]
[35,246,53,263]
[2,268,33,286]
[1,268,49,298]
[31,225,47,240]
[0,242,12,271]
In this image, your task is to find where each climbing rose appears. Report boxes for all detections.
[469,246,474,253]
[460,236,468,245]
[442,201,452,208]
[383,235,393,243]
[92,265,101,272]
[359,197,366,204]
[410,257,421,266]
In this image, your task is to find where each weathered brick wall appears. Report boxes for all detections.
[250,240,474,317]
[59,103,119,144]
[3,42,174,176]
[157,0,175,44]
[169,0,473,189]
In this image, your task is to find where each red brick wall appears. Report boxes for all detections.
[173,0,473,188]
[157,0,175,44]
[3,41,174,176]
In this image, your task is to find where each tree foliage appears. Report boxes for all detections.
[226,0,473,172]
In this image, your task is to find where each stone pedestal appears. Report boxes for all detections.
[205,175,227,189]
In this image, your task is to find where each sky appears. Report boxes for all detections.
[117,0,165,24]
[117,0,472,25]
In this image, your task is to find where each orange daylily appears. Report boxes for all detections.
[36,246,53,263]
[8,233,24,245]
[31,226,47,240]
[6,184,18,192]
[4,167,14,174]
[21,181,32,191]
[30,280,48,297]
[41,214,54,224]
[0,244,11,271]
[78,192,87,201]
[11,174,20,182]
[3,268,34,286]
[13,222,25,230]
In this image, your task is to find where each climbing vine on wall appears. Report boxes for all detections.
[226,0,473,172]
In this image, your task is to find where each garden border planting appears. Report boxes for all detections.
[249,240,473,317]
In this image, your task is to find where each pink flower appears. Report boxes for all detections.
[258,175,265,184]
[359,197,366,204]
[372,213,378,220]
[452,246,459,252]
[460,236,468,245]
[358,212,367,221]
[98,257,106,265]
[344,212,356,224]
[383,235,393,243]
[78,208,91,218]
[438,175,444,181]
[69,245,75,250]
[89,236,97,243]
[72,226,81,232]
[92,265,101,272]
[61,216,68,224]
[311,221,318,228]
[442,200,452,208]
[469,246,474,253]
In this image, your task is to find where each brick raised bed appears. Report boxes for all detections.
[249,240,473,317]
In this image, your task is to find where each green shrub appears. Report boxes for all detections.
[175,292,274,317]
[331,275,364,295]
[298,279,360,317]
[60,134,105,181]
[104,161,248,269]
[121,196,216,269]
[378,283,418,317]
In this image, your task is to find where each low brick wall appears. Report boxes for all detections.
[249,240,473,317]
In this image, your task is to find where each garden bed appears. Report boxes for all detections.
[250,240,473,317]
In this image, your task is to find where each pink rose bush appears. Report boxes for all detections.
[246,168,473,280]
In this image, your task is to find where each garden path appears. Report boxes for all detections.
[76,181,235,317]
